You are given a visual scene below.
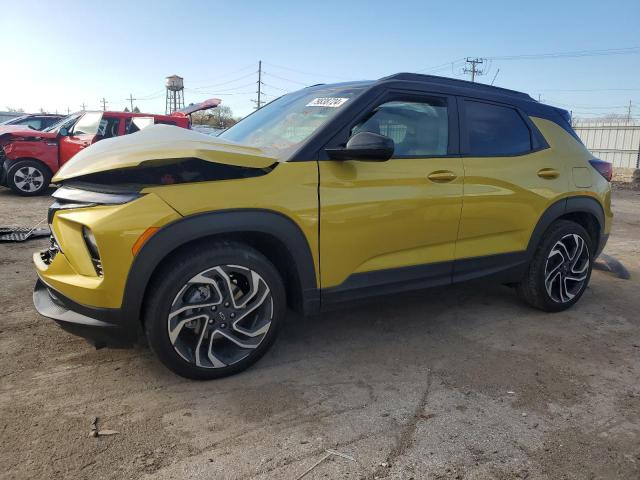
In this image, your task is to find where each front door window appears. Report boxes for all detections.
[352,99,449,157]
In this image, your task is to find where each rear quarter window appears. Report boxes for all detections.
[463,100,532,156]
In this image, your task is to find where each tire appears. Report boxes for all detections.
[144,241,286,380]
[517,220,594,312]
[7,160,52,196]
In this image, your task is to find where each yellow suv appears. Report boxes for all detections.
[33,73,613,379]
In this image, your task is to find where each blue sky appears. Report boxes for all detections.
[1,0,639,118]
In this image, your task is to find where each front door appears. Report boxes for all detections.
[319,92,464,300]
[58,112,103,165]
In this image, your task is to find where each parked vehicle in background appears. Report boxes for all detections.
[32,73,612,379]
[0,114,64,133]
[0,100,219,196]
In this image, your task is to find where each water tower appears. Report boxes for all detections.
[165,75,185,114]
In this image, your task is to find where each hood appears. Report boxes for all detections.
[171,98,222,117]
[53,124,276,182]
[0,126,58,139]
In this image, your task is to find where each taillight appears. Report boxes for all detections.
[589,159,612,182]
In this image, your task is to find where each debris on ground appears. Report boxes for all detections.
[294,449,356,479]
[594,253,631,280]
[0,224,50,242]
[89,416,119,438]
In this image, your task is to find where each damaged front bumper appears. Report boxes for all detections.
[33,278,138,348]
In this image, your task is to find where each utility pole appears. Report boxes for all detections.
[100,98,108,111]
[66,107,71,114]
[627,100,632,123]
[464,57,485,82]
[257,60,263,109]
[127,93,137,111]
[81,102,87,111]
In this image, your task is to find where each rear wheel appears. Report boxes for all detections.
[517,220,593,312]
[144,242,286,379]
[7,160,51,196]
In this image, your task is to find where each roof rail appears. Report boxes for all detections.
[380,72,533,101]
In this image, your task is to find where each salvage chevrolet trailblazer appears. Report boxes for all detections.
[33,74,613,379]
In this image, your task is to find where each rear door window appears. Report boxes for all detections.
[463,100,532,156]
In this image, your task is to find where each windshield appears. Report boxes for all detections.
[0,115,27,125]
[43,113,82,133]
[219,84,368,159]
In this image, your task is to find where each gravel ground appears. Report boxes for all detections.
[0,185,638,480]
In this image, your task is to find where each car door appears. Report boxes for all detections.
[319,91,464,299]
[454,98,567,280]
[58,112,103,165]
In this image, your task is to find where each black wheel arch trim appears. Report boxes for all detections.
[526,195,605,258]
[121,209,320,324]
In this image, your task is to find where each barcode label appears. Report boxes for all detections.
[306,97,349,108]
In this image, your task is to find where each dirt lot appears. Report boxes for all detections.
[0,186,638,480]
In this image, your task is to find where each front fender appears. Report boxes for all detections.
[121,209,319,322]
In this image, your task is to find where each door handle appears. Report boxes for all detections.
[537,168,560,179]
[427,170,457,183]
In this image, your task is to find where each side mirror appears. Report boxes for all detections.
[325,132,394,162]
[58,127,69,136]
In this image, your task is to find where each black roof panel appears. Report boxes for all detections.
[378,72,533,101]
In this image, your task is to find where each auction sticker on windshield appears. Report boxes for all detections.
[306,97,349,108]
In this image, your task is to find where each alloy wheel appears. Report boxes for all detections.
[544,233,590,303]
[167,265,273,369]
[14,166,44,193]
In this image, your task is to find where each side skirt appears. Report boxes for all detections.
[320,251,528,309]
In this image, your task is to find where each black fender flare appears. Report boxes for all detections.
[526,196,605,258]
[120,209,319,322]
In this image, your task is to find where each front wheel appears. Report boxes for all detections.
[517,220,593,312]
[144,241,286,380]
[7,160,51,196]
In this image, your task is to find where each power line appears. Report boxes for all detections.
[261,82,290,92]
[537,87,640,92]
[189,64,256,86]
[261,61,348,81]
[198,82,256,91]
[263,71,309,86]
[486,46,640,61]
[417,58,466,74]
[189,71,257,91]
[135,89,165,100]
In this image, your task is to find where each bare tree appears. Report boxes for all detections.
[191,105,238,130]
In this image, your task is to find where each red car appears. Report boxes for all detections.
[0,100,220,196]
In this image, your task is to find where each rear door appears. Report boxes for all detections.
[58,112,103,165]
[455,98,566,279]
[319,90,464,297]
